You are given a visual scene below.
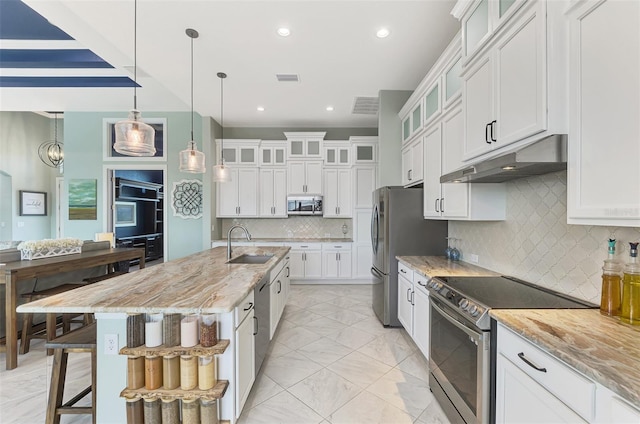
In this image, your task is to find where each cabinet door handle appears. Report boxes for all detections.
[435,198,440,212]
[253,316,258,336]
[277,280,282,294]
[286,266,290,277]
[440,197,444,213]
[485,123,491,144]
[400,268,407,274]
[337,206,340,215]
[411,290,414,306]
[490,120,497,142]
[408,169,412,181]
[244,302,254,311]
[517,352,547,373]
[407,288,412,302]
[336,206,338,215]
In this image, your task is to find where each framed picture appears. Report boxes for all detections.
[115,201,137,227]
[19,191,47,216]
[103,118,167,161]
[68,179,97,220]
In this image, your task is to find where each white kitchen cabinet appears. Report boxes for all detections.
[323,168,352,218]
[259,142,287,166]
[397,268,413,332]
[353,166,376,209]
[461,1,563,162]
[443,55,463,108]
[235,292,256,417]
[218,139,260,166]
[412,277,430,359]
[402,115,412,144]
[352,208,373,280]
[322,243,352,279]
[351,137,378,164]
[285,132,325,159]
[287,160,322,195]
[566,0,640,227]
[424,81,441,127]
[458,0,525,62]
[259,168,287,217]
[269,259,290,339]
[423,103,506,220]
[288,243,322,280]
[596,386,640,423]
[324,141,351,166]
[496,324,595,423]
[216,167,258,217]
[401,137,423,187]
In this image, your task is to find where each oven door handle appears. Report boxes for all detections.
[430,298,482,342]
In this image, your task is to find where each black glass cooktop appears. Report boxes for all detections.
[436,276,597,309]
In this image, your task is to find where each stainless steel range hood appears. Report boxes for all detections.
[440,134,567,184]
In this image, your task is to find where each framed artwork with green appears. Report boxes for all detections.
[68,179,97,220]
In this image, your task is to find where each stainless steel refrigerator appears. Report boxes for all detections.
[371,186,448,327]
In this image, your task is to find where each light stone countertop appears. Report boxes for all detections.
[396,256,500,277]
[214,238,353,243]
[17,246,290,315]
[491,309,640,409]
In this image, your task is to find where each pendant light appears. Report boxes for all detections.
[213,72,230,182]
[113,0,156,156]
[38,113,64,168]
[179,28,206,173]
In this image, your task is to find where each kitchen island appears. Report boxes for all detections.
[17,245,291,423]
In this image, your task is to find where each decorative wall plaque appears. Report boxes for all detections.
[171,179,203,219]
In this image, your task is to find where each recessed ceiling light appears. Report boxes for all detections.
[277,27,290,37]
[326,106,334,111]
[376,28,390,38]
[257,106,265,112]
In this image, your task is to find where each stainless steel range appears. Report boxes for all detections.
[426,275,596,424]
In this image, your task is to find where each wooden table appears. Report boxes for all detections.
[2,247,145,370]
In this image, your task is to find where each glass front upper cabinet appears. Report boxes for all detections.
[444,56,462,105]
[412,103,422,133]
[424,82,441,125]
[403,116,411,142]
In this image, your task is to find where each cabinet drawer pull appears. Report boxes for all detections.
[244,302,254,311]
[518,352,547,373]
[400,268,407,274]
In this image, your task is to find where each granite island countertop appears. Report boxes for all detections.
[214,237,353,243]
[17,246,290,315]
[491,309,640,409]
[396,256,499,277]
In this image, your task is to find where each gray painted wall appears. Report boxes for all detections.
[378,90,412,188]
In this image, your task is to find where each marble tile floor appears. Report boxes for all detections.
[0,333,93,424]
[238,284,450,424]
[0,284,450,424]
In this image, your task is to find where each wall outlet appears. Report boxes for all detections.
[104,334,118,355]
[468,253,479,264]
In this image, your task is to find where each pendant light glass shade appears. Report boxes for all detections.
[114,0,156,157]
[114,110,156,156]
[179,28,205,173]
[38,113,64,168]
[213,72,231,182]
[180,141,206,173]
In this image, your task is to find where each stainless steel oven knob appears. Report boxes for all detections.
[468,305,479,316]
[459,299,469,309]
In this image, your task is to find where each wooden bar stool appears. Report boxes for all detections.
[45,322,96,424]
[20,284,85,355]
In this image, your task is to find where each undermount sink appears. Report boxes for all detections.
[227,254,274,264]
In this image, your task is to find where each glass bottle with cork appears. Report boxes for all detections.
[621,242,640,325]
[600,239,622,316]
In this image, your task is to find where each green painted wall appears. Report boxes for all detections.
[63,111,212,260]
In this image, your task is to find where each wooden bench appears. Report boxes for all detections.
[45,322,96,424]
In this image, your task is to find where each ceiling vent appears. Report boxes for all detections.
[352,96,379,115]
[276,73,300,82]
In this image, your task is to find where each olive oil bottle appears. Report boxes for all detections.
[600,239,622,317]
[621,242,640,325]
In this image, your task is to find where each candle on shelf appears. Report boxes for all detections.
[180,315,199,347]
[145,313,163,347]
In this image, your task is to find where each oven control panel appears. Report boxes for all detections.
[427,278,488,326]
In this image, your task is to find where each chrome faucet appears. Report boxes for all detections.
[227,225,252,260]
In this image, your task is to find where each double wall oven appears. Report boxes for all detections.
[426,275,596,424]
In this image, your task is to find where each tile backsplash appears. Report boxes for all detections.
[449,171,640,303]
[221,217,353,239]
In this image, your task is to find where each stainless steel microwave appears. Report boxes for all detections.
[287,196,323,215]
